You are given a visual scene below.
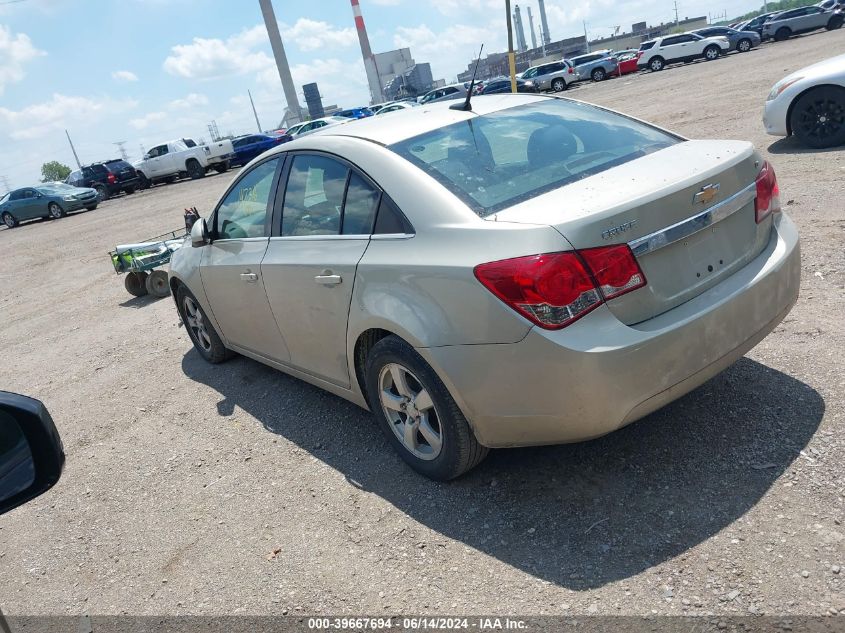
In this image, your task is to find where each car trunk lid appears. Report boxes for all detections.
[490,140,771,324]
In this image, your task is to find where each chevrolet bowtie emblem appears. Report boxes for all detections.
[694,183,720,206]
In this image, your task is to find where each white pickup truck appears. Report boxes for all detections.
[133,138,235,188]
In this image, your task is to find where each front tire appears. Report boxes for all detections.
[551,77,566,92]
[176,285,232,363]
[48,202,65,219]
[364,335,488,480]
[94,184,109,202]
[591,67,606,82]
[649,56,665,71]
[827,15,844,30]
[737,38,752,52]
[213,161,229,174]
[186,159,205,180]
[704,45,720,61]
[138,172,151,190]
[1,211,18,228]
[790,86,845,149]
[85,204,98,211]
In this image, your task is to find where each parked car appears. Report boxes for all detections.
[569,50,618,82]
[614,49,641,75]
[230,133,290,167]
[134,138,235,188]
[419,84,467,104]
[285,116,350,139]
[376,101,419,115]
[0,183,98,228]
[817,0,845,10]
[637,33,730,71]
[170,94,799,480]
[478,77,539,94]
[519,59,578,91]
[735,12,781,36]
[761,5,842,40]
[691,26,762,53]
[66,159,140,201]
[764,52,845,148]
[337,107,374,119]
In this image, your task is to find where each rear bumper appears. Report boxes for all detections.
[421,213,801,448]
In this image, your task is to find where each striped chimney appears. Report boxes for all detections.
[350,0,385,104]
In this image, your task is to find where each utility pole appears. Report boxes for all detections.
[248,89,263,133]
[583,21,590,52]
[674,1,680,26]
[505,0,517,93]
[113,141,128,161]
[65,129,82,169]
[258,0,302,124]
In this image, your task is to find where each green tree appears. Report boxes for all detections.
[40,161,72,183]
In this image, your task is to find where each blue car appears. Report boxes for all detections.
[337,107,374,119]
[230,133,290,167]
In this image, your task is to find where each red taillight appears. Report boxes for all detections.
[107,173,116,184]
[754,161,781,223]
[474,245,646,330]
[568,67,574,74]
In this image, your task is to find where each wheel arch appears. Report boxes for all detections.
[785,83,845,136]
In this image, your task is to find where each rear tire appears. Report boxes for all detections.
[213,161,230,174]
[704,45,720,61]
[737,38,752,52]
[551,78,566,92]
[186,159,205,180]
[48,202,65,219]
[591,67,606,82]
[774,27,791,41]
[790,86,845,149]
[124,186,136,195]
[649,56,665,71]
[364,335,489,480]
[1,211,18,228]
[124,272,148,297]
[176,285,233,363]
[145,270,171,298]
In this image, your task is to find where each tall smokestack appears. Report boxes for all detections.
[537,0,551,45]
[513,5,527,52]
[350,0,385,104]
[258,0,302,124]
[527,6,537,50]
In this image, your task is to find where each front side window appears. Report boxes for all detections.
[215,158,279,239]
[389,99,678,217]
[281,155,349,236]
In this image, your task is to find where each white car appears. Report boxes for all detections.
[637,33,731,72]
[286,116,349,138]
[764,53,845,148]
[134,138,235,188]
[376,101,418,115]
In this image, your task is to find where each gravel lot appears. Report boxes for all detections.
[1,32,843,618]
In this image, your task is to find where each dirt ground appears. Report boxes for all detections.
[1,32,843,618]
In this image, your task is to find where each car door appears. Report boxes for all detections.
[803,6,826,29]
[17,189,42,220]
[198,155,292,362]
[260,152,380,387]
[145,145,165,177]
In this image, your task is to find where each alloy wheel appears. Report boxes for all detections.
[378,363,442,461]
[738,40,751,52]
[183,296,213,352]
[2,213,14,228]
[795,95,844,143]
[49,203,62,219]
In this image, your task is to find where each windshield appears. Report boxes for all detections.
[37,183,77,194]
[388,99,679,216]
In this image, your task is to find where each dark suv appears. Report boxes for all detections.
[66,159,140,201]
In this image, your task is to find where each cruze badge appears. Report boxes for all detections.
[694,183,720,206]
[601,219,637,240]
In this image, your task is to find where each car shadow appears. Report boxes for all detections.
[118,294,166,308]
[181,350,823,590]
[767,136,843,154]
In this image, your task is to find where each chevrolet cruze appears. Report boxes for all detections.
[169,94,800,480]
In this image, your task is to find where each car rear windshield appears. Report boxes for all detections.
[388,99,679,216]
[104,160,133,171]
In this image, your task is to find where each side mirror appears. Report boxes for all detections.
[0,392,64,517]
[35,193,43,198]
[191,217,210,247]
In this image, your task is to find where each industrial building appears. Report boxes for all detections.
[375,47,443,100]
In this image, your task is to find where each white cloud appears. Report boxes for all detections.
[129,111,167,130]
[168,92,208,109]
[112,70,138,82]
[163,25,272,79]
[0,94,137,140]
[0,25,45,94]
[282,18,357,52]
[393,22,501,81]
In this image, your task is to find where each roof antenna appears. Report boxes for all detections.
[451,43,484,112]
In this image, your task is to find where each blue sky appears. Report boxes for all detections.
[0,0,764,188]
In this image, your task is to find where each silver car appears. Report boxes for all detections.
[170,95,800,480]
[761,4,842,40]
[520,59,578,91]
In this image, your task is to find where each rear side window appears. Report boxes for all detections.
[341,173,380,235]
[389,99,678,217]
[639,41,656,50]
[374,196,411,234]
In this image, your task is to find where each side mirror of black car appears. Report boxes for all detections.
[0,392,64,516]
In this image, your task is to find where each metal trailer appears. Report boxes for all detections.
[109,228,187,298]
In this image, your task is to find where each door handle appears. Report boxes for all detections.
[315,274,342,286]
[240,272,258,283]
